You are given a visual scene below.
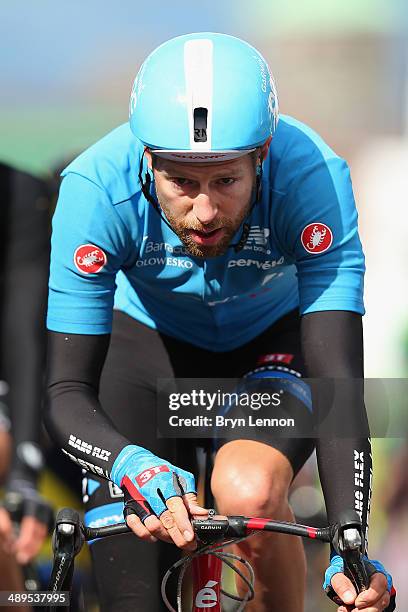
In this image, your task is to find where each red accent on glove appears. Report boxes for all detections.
[121,475,150,515]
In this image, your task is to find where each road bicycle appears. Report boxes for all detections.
[47,504,373,611]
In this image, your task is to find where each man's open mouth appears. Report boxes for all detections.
[189,227,225,246]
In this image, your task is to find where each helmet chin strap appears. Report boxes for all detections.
[138,151,263,253]
[138,152,175,234]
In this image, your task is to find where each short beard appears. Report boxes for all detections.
[157,195,253,258]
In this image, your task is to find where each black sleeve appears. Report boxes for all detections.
[45,331,132,479]
[301,310,372,553]
[0,165,50,486]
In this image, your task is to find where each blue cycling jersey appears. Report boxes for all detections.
[47,115,365,351]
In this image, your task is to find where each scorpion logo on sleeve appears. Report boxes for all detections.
[308,225,326,250]
[301,223,333,254]
[74,244,107,274]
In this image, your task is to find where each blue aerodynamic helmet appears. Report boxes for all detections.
[129,32,279,163]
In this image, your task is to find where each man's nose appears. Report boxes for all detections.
[192,192,218,225]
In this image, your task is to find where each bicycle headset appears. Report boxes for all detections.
[129,32,279,252]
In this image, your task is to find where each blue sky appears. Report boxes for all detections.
[0,1,237,105]
[2,0,405,107]
[1,0,406,173]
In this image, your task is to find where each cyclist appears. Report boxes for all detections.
[45,33,395,611]
[0,163,53,580]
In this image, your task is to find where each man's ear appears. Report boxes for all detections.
[259,136,272,162]
[144,148,154,171]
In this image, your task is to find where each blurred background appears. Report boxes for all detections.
[0,0,407,609]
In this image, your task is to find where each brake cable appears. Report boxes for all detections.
[161,533,256,612]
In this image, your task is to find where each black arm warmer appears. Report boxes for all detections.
[301,310,372,553]
[45,331,131,479]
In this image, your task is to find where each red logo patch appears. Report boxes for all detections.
[301,223,333,254]
[74,244,107,274]
[257,353,294,366]
[136,465,170,487]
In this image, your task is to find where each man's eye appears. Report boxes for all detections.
[172,178,192,187]
[218,178,235,185]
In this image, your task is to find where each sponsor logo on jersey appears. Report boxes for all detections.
[257,353,294,366]
[82,476,101,503]
[108,481,124,498]
[241,226,272,254]
[301,223,333,254]
[195,580,218,608]
[87,512,124,529]
[136,465,170,487]
[227,256,284,271]
[74,244,107,274]
[136,256,193,269]
[145,241,188,255]
[251,364,302,378]
[85,502,126,531]
[246,226,270,246]
[139,241,193,267]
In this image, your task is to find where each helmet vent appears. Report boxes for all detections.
[193,107,208,142]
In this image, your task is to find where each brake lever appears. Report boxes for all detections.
[333,510,370,594]
[341,527,370,594]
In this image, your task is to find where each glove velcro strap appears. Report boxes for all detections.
[121,476,157,522]
[123,497,154,523]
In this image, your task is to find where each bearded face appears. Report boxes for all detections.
[157,195,252,258]
[149,153,259,258]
